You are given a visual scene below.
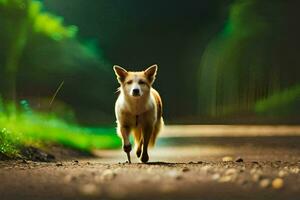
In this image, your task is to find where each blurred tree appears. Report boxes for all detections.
[198,0,300,119]
[0,0,76,101]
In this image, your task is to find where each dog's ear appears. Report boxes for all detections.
[144,64,158,84]
[113,65,128,83]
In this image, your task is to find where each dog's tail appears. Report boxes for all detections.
[148,88,163,147]
[149,117,164,147]
[133,128,142,148]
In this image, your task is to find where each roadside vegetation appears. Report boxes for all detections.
[0,100,120,159]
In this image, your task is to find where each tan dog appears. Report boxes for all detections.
[113,64,163,163]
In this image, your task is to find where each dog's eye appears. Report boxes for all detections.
[126,80,133,84]
[138,80,146,85]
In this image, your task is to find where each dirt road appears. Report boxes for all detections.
[1,126,300,200]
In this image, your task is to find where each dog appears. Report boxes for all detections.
[113,64,163,163]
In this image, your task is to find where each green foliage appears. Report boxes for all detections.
[0,0,77,40]
[0,100,120,158]
[29,1,77,40]
[255,85,300,116]
[0,128,19,157]
[221,0,268,37]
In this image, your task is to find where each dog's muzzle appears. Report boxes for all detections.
[132,88,141,96]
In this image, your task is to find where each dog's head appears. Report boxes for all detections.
[113,64,158,98]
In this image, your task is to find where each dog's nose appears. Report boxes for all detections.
[132,89,140,96]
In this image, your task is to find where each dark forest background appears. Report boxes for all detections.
[0,0,299,125]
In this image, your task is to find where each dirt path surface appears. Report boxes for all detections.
[1,126,300,200]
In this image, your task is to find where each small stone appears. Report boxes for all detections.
[197,161,203,164]
[201,165,211,174]
[250,168,262,175]
[182,167,190,172]
[250,168,256,174]
[235,157,244,162]
[290,167,300,174]
[56,163,63,167]
[219,175,232,183]
[222,156,233,162]
[259,179,270,188]
[272,178,284,189]
[225,168,237,175]
[252,174,262,182]
[79,184,100,196]
[212,173,220,180]
[73,160,79,164]
[188,161,195,164]
[278,170,288,177]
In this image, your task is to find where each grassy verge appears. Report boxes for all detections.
[0,102,120,158]
[255,85,300,116]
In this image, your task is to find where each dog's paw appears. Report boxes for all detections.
[136,149,142,158]
[141,153,149,163]
[123,144,132,153]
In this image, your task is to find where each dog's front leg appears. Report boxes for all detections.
[119,126,132,163]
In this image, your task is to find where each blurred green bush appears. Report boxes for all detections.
[255,85,300,116]
[0,98,120,158]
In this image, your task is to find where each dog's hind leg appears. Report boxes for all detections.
[133,128,143,158]
[141,125,153,163]
[136,140,143,158]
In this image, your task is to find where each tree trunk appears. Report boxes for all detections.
[3,0,30,104]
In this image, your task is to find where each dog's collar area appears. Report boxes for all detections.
[135,115,138,126]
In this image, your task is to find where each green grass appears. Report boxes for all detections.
[0,101,120,158]
[255,84,300,116]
